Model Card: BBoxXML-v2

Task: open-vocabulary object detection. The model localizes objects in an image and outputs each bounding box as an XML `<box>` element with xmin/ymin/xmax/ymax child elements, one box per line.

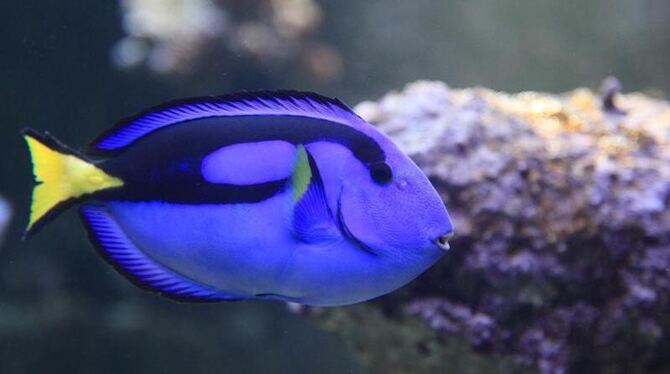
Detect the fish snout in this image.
<box><xmin>435</xmin><ymin>232</ymin><xmax>454</xmax><ymax>252</ymax></box>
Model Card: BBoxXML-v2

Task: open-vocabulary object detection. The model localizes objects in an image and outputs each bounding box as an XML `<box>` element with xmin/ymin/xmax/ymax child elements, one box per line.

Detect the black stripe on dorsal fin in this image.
<box><xmin>88</xmin><ymin>90</ymin><xmax>366</xmax><ymax>155</ymax></box>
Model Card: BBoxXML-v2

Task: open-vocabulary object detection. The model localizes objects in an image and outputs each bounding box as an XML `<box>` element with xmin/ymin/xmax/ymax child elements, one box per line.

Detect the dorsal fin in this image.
<box><xmin>89</xmin><ymin>91</ymin><xmax>366</xmax><ymax>154</ymax></box>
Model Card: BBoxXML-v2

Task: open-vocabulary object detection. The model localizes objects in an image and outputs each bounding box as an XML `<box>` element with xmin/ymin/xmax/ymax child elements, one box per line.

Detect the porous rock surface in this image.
<box><xmin>313</xmin><ymin>80</ymin><xmax>670</xmax><ymax>374</ymax></box>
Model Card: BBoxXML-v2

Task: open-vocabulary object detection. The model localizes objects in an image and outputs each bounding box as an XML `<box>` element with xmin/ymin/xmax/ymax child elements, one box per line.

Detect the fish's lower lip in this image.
<box><xmin>435</xmin><ymin>232</ymin><xmax>454</xmax><ymax>251</ymax></box>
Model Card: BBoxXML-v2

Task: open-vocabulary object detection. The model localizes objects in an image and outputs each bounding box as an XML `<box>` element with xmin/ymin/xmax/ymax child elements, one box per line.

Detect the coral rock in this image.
<box><xmin>312</xmin><ymin>80</ymin><xmax>670</xmax><ymax>374</ymax></box>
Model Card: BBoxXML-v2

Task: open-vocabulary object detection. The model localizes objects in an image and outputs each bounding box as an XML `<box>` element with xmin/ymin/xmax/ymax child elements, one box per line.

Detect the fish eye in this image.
<box><xmin>370</xmin><ymin>162</ymin><xmax>392</xmax><ymax>184</ymax></box>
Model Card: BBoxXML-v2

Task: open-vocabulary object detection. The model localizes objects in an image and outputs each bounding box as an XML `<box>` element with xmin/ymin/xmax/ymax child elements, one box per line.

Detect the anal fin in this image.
<box><xmin>79</xmin><ymin>204</ymin><xmax>242</xmax><ymax>302</ymax></box>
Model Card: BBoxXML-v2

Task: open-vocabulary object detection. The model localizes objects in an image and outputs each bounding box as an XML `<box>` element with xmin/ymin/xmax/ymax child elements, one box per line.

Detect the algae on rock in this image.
<box><xmin>314</xmin><ymin>306</ymin><xmax>525</xmax><ymax>374</ymax></box>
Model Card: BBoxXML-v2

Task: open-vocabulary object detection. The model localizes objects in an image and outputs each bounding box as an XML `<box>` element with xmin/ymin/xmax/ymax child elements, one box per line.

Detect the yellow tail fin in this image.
<box><xmin>23</xmin><ymin>129</ymin><xmax>124</xmax><ymax>237</ymax></box>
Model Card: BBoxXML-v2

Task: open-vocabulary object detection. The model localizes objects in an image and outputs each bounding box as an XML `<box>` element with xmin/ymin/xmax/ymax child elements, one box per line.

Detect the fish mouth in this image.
<box><xmin>336</xmin><ymin>189</ymin><xmax>378</xmax><ymax>256</ymax></box>
<box><xmin>434</xmin><ymin>232</ymin><xmax>454</xmax><ymax>251</ymax></box>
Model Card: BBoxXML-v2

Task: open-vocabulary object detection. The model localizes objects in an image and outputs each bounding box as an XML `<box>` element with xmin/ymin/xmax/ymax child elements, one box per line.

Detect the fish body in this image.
<box><xmin>23</xmin><ymin>91</ymin><xmax>453</xmax><ymax>306</ymax></box>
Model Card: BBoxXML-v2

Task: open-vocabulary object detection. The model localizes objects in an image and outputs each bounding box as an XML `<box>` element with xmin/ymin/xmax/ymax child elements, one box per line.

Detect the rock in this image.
<box><xmin>310</xmin><ymin>80</ymin><xmax>670</xmax><ymax>374</ymax></box>
<box><xmin>111</xmin><ymin>0</ymin><xmax>341</xmax><ymax>80</ymax></box>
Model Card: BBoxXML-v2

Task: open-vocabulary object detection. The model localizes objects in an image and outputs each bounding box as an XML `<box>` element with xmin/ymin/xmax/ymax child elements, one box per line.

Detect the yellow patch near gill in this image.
<box><xmin>24</xmin><ymin>135</ymin><xmax>124</xmax><ymax>231</ymax></box>
<box><xmin>291</xmin><ymin>145</ymin><xmax>312</xmax><ymax>202</ymax></box>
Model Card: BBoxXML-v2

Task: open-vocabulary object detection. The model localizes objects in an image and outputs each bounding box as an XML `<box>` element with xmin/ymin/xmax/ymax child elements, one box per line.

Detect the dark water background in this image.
<box><xmin>1</xmin><ymin>1</ymin><xmax>668</xmax><ymax>373</ymax></box>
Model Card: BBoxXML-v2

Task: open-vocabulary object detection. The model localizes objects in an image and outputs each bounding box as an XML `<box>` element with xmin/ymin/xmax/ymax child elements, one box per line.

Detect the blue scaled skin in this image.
<box><xmin>23</xmin><ymin>91</ymin><xmax>454</xmax><ymax>306</ymax></box>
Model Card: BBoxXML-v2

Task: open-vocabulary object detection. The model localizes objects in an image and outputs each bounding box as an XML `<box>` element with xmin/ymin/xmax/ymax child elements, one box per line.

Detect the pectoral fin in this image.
<box><xmin>290</xmin><ymin>145</ymin><xmax>339</xmax><ymax>243</ymax></box>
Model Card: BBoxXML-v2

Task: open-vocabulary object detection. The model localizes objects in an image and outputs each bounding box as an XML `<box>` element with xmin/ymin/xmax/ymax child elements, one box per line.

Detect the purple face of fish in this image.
<box><xmin>311</xmin><ymin>127</ymin><xmax>453</xmax><ymax>258</ymax></box>
<box><xmin>22</xmin><ymin>91</ymin><xmax>454</xmax><ymax>306</ymax></box>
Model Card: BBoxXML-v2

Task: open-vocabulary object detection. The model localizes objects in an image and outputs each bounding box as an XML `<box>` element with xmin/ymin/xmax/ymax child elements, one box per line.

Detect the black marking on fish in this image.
<box><xmin>95</xmin><ymin>115</ymin><xmax>385</xmax><ymax>205</ymax></box>
<box><xmin>89</xmin><ymin>90</ymin><xmax>374</xmax><ymax>154</ymax></box>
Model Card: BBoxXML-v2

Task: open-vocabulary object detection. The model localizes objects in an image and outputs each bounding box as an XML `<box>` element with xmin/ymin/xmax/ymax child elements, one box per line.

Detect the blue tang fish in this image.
<box><xmin>22</xmin><ymin>91</ymin><xmax>454</xmax><ymax>306</ymax></box>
